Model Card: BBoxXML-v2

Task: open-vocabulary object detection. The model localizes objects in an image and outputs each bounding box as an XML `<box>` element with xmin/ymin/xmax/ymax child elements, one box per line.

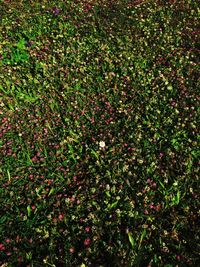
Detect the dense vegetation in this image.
<box><xmin>0</xmin><ymin>0</ymin><xmax>199</xmax><ymax>266</ymax></box>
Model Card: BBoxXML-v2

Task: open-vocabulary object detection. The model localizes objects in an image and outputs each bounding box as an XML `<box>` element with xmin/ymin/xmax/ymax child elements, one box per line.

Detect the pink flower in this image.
<box><xmin>70</xmin><ymin>197</ymin><xmax>75</xmax><ymax>203</ymax></box>
<box><xmin>5</xmin><ymin>239</ymin><xmax>11</xmax><ymax>243</ymax></box>
<box><xmin>69</xmin><ymin>247</ymin><xmax>75</xmax><ymax>253</ymax></box>
<box><xmin>0</xmin><ymin>243</ymin><xmax>5</xmax><ymax>251</ymax></box>
<box><xmin>53</xmin><ymin>218</ymin><xmax>57</xmax><ymax>223</ymax></box>
<box><xmin>149</xmin><ymin>203</ymin><xmax>155</xmax><ymax>209</ymax></box>
<box><xmin>147</xmin><ymin>178</ymin><xmax>152</xmax><ymax>184</ymax></box>
<box><xmin>2</xmin><ymin>117</ymin><xmax>8</xmax><ymax>123</ymax></box>
<box><xmin>90</xmin><ymin>117</ymin><xmax>95</xmax><ymax>123</ymax></box>
<box><xmin>85</xmin><ymin>227</ymin><xmax>90</xmax><ymax>233</ymax></box>
<box><xmin>59</xmin><ymin>214</ymin><xmax>65</xmax><ymax>221</ymax></box>
<box><xmin>159</xmin><ymin>152</ymin><xmax>164</xmax><ymax>158</ymax></box>
<box><xmin>84</xmin><ymin>237</ymin><xmax>91</xmax><ymax>246</ymax></box>
<box><xmin>152</xmin><ymin>182</ymin><xmax>157</xmax><ymax>188</ymax></box>
<box><xmin>176</xmin><ymin>255</ymin><xmax>181</xmax><ymax>261</ymax></box>
<box><xmin>31</xmin><ymin>156</ymin><xmax>37</xmax><ymax>162</ymax></box>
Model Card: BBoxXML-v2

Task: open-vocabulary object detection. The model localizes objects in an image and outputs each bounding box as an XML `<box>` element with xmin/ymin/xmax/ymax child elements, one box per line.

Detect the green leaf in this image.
<box><xmin>175</xmin><ymin>190</ymin><xmax>180</xmax><ymax>205</ymax></box>
<box><xmin>7</xmin><ymin>169</ymin><xmax>11</xmax><ymax>181</ymax></box>
<box><xmin>7</xmin><ymin>102</ymin><xmax>14</xmax><ymax>111</ymax></box>
<box><xmin>48</xmin><ymin>188</ymin><xmax>55</xmax><ymax>196</ymax></box>
<box><xmin>26</xmin><ymin>252</ymin><xmax>32</xmax><ymax>260</ymax></box>
<box><xmin>68</xmin><ymin>144</ymin><xmax>74</xmax><ymax>154</ymax></box>
<box><xmin>0</xmin><ymin>85</ymin><xmax>9</xmax><ymax>95</ymax></box>
<box><xmin>191</xmin><ymin>150</ymin><xmax>200</xmax><ymax>158</ymax></box>
<box><xmin>138</xmin><ymin>229</ymin><xmax>146</xmax><ymax>249</ymax></box>
<box><xmin>91</xmin><ymin>149</ymin><xmax>99</xmax><ymax>160</ymax></box>
<box><xmin>105</xmin><ymin>191</ymin><xmax>111</xmax><ymax>198</ymax></box>
<box><xmin>27</xmin><ymin>205</ymin><xmax>31</xmax><ymax>217</ymax></box>
<box><xmin>154</xmin><ymin>254</ymin><xmax>157</xmax><ymax>263</ymax></box>
<box><xmin>128</xmin><ymin>232</ymin><xmax>135</xmax><ymax>249</ymax></box>
<box><xmin>68</xmin><ymin>144</ymin><xmax>76</xmax><ymax>162</ymax></box>
<box><xmin>159</xmin><ymin>180</ymin><xmax>165</xmax><ymax>190</ymax></box>
<box><xmin>107</xmin><ymin>200</ymin><xmax>118</xmax><ymax>210</ymax></box>
<box><xmin>36</xmin><ymin>187</ymin><xmax>43</xmax><ymax>198</ymax></box>
<box><xmin>0</xmin><ymin>215</ymin><xmax>7</xmax><ymax>224</ymax></box>
<box><xmin>92</xmin><ymin>201</ymin><xmax>97</xmax><ymax>206</ymax></box>
<box><xmin>16</xmin><ymin>39</ymin><xmax>26</xmax><ymax>50</ymax></box>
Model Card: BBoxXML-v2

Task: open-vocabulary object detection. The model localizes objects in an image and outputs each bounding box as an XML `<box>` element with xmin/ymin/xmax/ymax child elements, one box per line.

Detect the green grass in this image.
<box><xmin>0</xmin><ymin>0</ymin><xmax>199</xmax><ymax>266</ymax></box>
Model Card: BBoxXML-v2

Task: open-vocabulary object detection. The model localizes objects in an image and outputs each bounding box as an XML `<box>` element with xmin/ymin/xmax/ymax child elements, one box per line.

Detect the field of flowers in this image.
<box><xmin>0</xmin><ymin>0</ymin><xmax>199</xmax><ymax>266</ymax></box>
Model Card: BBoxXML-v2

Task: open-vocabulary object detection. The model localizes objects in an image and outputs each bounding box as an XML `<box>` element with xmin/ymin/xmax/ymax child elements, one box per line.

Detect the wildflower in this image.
<box><xmin>162</xmin><ymin>246</ymin><xmax>169</xmax><ymax>253</ymax></box>
<box><xmin>149</xmin><ymin>203</ymin><xmax>155</xmax><ymax>209</ymax></box>
<box><xmin>159</xmin><ymin>152</ymin><xmax>164</xmax><ymax>158</ymax></box>
<box><xmin>70</xmin><ymin>197</ymin><xmax>75</xmax><ymax>203</ymax></box>
<box><xmin>84</xmin><ymin>237</ymin><xmax>91</xmax><ymax>246</ymax></box>
<box><xmin>0</xmin><ymin>243</ymin><xmax>5</xmax><ymax>251</ymax></box>
<box><xmin>106</xmin><ymin>184</ymin><xmax>110</xmax><ymax>190</ymax></box>
<box><xmin>152</xmin><ymin>182</ymin><xmax>157</xmax><ymax>188</ymax></box>
<box><xmin>69</xmin><ymin>247</ymin><xmax>75</xmax><ymax>253</ymax></box>
<box><xmin>85</xmin><ymin>227</ymin><xmax>90</xmax><ymax>232</ymax></box>
<box><xmin>26</xmin><ymin>41</ymin><xmax>34</xmax><ymax>47</ymax></box>
<box><xmin>176</xmin><ymin>255</ymin><xmax>181</xmax><ymax>261</ymax></box>
<box><xmin>147</xmin><ymin>178</ymin><xmax>152</xmax><ymax>184</ymax></box>
<box><xmin>59</xmin><ymin>214</ymin><xmax>65</xmax><ymax>221</ymax></box>
<box><xmin>99</xmin><ymin>141</ymin><xmax>105</xmax><ymax>148</ymax></box>
<box><xmin>52</xmin><ymin>6</ymin><xmax>60</xmax><ymax>15</ymax></box>
<box><xmin>31</xmin><ymin>156</ymin><xmax>37</xmax><ymax>162</ymax></box>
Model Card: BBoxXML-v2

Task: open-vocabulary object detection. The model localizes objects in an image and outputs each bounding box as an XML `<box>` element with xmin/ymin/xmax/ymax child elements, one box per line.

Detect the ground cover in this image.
<box><xmin>0</xmin><ymin>0</ymin><xmax>199</xmax><ymax>266</ymax></box>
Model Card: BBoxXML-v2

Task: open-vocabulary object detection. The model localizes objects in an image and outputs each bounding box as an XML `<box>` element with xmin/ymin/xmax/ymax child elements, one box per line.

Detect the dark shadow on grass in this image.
<box><xmin>76</xmin><ymin>0</ymin><xmax>147</xmax><ymax>39</ymax></box>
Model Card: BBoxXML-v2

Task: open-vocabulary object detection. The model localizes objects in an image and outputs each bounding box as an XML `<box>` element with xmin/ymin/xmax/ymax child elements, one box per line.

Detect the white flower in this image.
<box><xmin>99</xmin><ymin>141</ymin><xmax>105</xmax><ymax>148</ymax></box>
<box><xmin>106</xmin><ymin>184</ymin><xmax>110</xmax><ymax>190</ymax></box>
